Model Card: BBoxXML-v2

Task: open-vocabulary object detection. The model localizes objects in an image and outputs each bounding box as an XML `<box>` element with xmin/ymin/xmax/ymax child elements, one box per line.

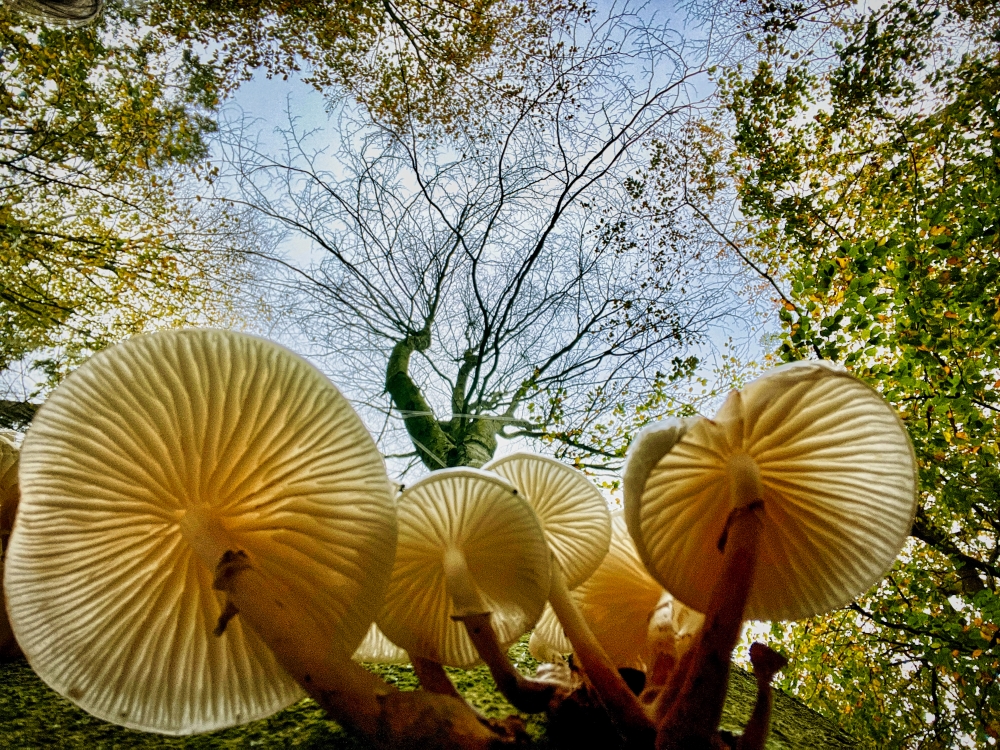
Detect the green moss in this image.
<box><xmin>0</xmin><ymin>639</ymin><xmax>854</xmax><ymax>748</ymax></box>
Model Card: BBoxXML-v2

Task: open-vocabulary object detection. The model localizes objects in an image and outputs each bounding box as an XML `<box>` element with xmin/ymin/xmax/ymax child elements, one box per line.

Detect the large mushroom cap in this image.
<box><xmin>484</xmin><ymin>452</ymin><xmax>611</xmax><ymax>589</ymax></box>
<box><xmin>5</xmin><ymin>329</ymin><xmax>396</xmax><ymax>734</ymax></box>
<box><xmin>625</xmin><ymin>360</ymin><xmax>917</xmax><ymax>621</ymax></box>
<box><xmin>378</xmin><ymin>468</ymin><xmax>550</xmax><ymax>668</ymax></box>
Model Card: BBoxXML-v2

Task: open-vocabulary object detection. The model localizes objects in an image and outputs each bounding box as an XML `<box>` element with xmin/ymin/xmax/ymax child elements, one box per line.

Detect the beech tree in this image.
<box><xmin>146</xmin><ymin>0</ymin><xmax>588</xmax><ymax>133</ymax></box>
<box><xmin>222</xmin><ymin>7</ymin><xmax>741</xmax><ymax>471</ymax></box>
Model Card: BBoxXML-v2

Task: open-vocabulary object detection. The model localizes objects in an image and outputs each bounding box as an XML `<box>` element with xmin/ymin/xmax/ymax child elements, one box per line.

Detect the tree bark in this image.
<box><xmin>385</xmin><ymin>334</ymin><xmax>505</xmax><ymax>470</ymax></box>
<box><xmin>385</xmin><ymin>333</ymin><xmax>454</xmax><ymax>469</ymax></box>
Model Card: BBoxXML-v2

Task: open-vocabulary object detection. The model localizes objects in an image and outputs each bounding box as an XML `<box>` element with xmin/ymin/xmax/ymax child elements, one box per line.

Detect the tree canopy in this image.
<box><xmin>146</xmin><ymin>0</ymin><xmax>588</xmax><ymax>133</ymax></box>
<box><xmin>220</xmin><ymin>6</ymin><xmax>744</xmax><ymax>473</ymax></box>
<box><xmin>2</xmin><ymin>0</ymin><xmax>582</xmax><ymax>418</ymax></box>
<box><xmin>0</xmin><ymin>3</ymin><xmax>250</xmax><ymax>414</ymax></box>
<box><xmin>718</xmin><ymin>0</ymin><xmax>1000</xmax><ymax>745</ymax></box>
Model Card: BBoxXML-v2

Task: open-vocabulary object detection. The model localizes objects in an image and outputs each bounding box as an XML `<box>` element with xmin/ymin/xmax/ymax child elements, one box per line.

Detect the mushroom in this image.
<box><xmin>624</xmin><ymin>360</ymin><xmax>917</xmax><ymax>747</ymax></box>
<box><xmin>528</xmin><ymin>512</ymin><xmax>703</xmax><ymax>687</ymax></box>
<box><xmin>376</xmin><ymin>467</ymin><xmax>556</xmax><ymax>710</ymax></box>
<box><xmin>484</xmin><ymin>453</ymin><xmax>612</xmax><ymax>591</ymax></box>
<box><xmin>0</xmin><ymin>433</ymin><xmax>21</xmax><ymax>661</ymax></box>
<box><xmin>6</xmin><ymin>329</ymin><xmax>532</xmax><ymax>748</ymax></box>
<box><xmin>528</xmin><ymin>605</ymin><xmax>571</xmax><ymax>665</ymax></box>
<box><xmin>484</xmin><ymin>453</ymin><xmax>652</xmax><ymax>741</ymax></box>
<box><xmin>5</xmin><ymin>329</ymin><xmax>401</xmax><ymax>734</ymax></box>
<box><xmin>529</xmin><ymin>512</ymin><xmax>670</xmax><ymax>669</ymax></box>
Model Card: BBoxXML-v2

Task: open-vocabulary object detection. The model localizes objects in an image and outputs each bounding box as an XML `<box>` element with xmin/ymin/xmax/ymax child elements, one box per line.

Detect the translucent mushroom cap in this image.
<box><xmin>5</xmin><ymin>329</ymin><xmax>397</xmax><ymax>734</ymax></box>
<box><xmin>352</xmin><ymin>623</ymin><xmax>409</xmax><ymax>664</ymax></box>
<box><xmin>484</xmin><ymin>452</ymin><xmax>611</xmax><ymax>589</ymax></box>
<box><xmin>624</xmin><ymin>361</ymin><xmax>917</xmax><ymax>621</ymax></box>
<box><xmin>378</xmin><ymin>468</ymin><xmax>551</xmax><ymax>668</ymax></box>
<box><xmin>529</xmin><ymin>512</ymin><xmax>675</xmax><ymax>670</ymax></box>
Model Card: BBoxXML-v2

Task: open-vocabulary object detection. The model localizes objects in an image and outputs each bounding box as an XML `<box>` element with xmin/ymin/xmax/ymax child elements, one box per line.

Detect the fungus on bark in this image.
<box><xmin>624</xmin><ymin>360</ymin><xmax>917</xmax><ymax>748</ymax></box>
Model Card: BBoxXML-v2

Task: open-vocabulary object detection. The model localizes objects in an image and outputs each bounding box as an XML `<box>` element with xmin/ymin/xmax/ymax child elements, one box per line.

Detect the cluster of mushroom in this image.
<box><xmin>1</xmin><ymin>329</ymin><xmax>917</xmax><ymax>749</ymax></box>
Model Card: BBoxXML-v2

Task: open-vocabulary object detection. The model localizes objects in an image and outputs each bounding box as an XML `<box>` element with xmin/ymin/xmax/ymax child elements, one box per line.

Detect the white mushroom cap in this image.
<box><xmin>5</xmin><ymin>329</ymin><xmax>396</xmax><ymax>734</ymax></box>
<box><xmin>352</xmin><ymin>623</ymin><xmax>409</xmax><ymax>664</ymax></box>
<box><xmin>378</xmin><ymin>468</ymin><xmax>550</xmax><ymax>668</ymax></box>
<box><xmin>528</xmin><ymin>512</ymin><xmax>679</xmax><ymax>670</ymax></box>
<box><xmin>624</xmin><ymin>360</ymin><xmax>917</xmax><ymax>621</ymax></box>
<box><xmin>621</xmin><ymin>419</ymin><xmax>693</xmax><ymax>519</ymax></box>
<box><xmin>484</xmin><ymin>452</ymin><xmax>611</xmax><ymax>589</ymax></box>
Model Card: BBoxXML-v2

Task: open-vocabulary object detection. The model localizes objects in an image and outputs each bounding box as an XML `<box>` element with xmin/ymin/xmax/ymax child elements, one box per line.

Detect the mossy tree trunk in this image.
<box><xmin>385</xmin><ymin>331</ymin><xmax>507</xmax><ymax>470</ymax></box>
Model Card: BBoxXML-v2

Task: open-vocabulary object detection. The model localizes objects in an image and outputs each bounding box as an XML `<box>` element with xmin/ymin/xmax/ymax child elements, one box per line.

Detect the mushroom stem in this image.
<box><xmin>454</xmin><ymin>612</ymin><xmax>561</xmax><ymax>713</ymax></box>
<box><xmin>444</xmin><ymin>544</ymin><xmax>564</xmax><ymax>712</ymax></box>
<box><xmin>212</xmin><ymin>550</ymin><xmax>524</xmax><ymax>749</ymax></box>
<box><xmin>443</xmin><ymin>546</ymin><xmax>488</xmax><ymax>615</ymax></box>
<box><xmin>412</xmin><ymin>656</ymin><xmax>463</xmax><ymax>700</ymax></box>
<box><xmin>655</xmin><ymin>501</ymin><xmax>764</xmax><ymax>750</ymax></box>
<box><xmin>443</xmin><ymin>547</ymin><xmax>487</xmax><ymax>615</ymax></box>
<box><xmin>548</xmin><ymin>563</ymin><xmax>655</xmax><ymax>743</ymax></box>
<box><xmin>735</xmin><ymin>642</ymin><xmax>788</xmax><ymax>750</ymax></box>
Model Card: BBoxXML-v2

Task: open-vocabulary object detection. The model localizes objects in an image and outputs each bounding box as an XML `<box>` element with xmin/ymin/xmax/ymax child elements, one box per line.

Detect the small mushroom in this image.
<box><xmin>376</xmin><ymin>467</ymin><xmax>554</xmax><ymax>709</ymax></box>
<box><xmin>528</xmin><ymin>511</ymin><xmax>703</xmax><ymax>697</ymax></box>
<box><xmin>528</xmin><ymin>605</ymin><xmax>572</xmax><ymax>665</ymax></box>
<box><xmin>353</xmin><ymin>623</ymin><xmax>409</xmax><ymax>664</ymax></box>
<box><xmin>530</xmin><ymin>512</ymin><xmax>692</xmax><ymax>672</ymax></box>
<box><xmin>624</xmin><ymin>360</ymin><xmax>917</xmax><ymax>747</ymax></box>
<box><xmin>5</xmin><ymin>329</ymin><xmax>398</xmax><ymax>734</ymax></box>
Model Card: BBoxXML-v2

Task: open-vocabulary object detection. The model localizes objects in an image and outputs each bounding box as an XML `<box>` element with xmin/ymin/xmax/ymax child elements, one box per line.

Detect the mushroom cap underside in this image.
<box><xmin>626</xmin><ymin>361</ymin><xmax>917</xmax><ymax>621</ymax></box>
<box><xmin>378</xmin><ymin>468</ymin><xmax>551</xmax><ymax>668</ymax></box>
<box><xmin>485</xmin><ymin>452</ymin><xmax>611</xmax><ymax>589</ymax></box>
<box><xmin>6</xmin><ymin>329</ymin><xmax>396</xmax><ymax>734</ymax></box>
